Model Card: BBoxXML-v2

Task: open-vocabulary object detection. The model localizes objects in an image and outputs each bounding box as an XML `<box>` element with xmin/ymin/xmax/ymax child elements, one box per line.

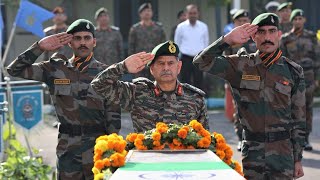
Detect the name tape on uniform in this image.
<box><xmin>242</xmin><ymin>75</ymin><xmax>260</xmax><ymax>81</ymax></box>
<box><xmin>54</xmin><ymin>79</ymin><xmax>71</xmax><ymax>85</ymax></box>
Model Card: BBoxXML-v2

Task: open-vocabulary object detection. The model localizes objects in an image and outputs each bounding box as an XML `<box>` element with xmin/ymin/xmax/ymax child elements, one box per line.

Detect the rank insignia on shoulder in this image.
<box><xmin>242</xmin><ymin>75</ymin><xmax>260</xmax><ymax>81</ymax></box>
<box><xmin>54</xmin><ymin>79</ymin><xmax>71</xmax><ymax>85</ymax></box>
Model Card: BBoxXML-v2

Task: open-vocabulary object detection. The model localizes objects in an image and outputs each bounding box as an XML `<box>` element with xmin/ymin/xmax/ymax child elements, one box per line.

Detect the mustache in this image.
<box><xmin>78</xmin><ymin>45</ymin><xmax>89</xmax><ymax>50</ymax></box>
<box><xmin>160</xmin><ymin>71</ymin><xmax>172</xmax><ymax>76</ymax></box>
<box><xmin>261</xmin><ymin>41</ymin><xmax>274</xmax><ymax>45</ymax></box>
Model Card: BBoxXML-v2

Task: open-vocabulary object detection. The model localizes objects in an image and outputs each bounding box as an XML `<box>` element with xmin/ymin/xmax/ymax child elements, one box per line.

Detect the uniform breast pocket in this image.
<box><xmin>54</xmin><ymin>85</ymin><xmax>71</xmax><ymax>96</ymax></box>
<box><xmin>239</xmin><ymin>80</ymin><xmax>261</xmax><ymax>104</ymax></box>
<box><xmin>273</xmin><ymin>82</ymin><xmax>291</xmax><ymax>109</ymax></box>
<box><xmin>176</xmin><ymin>110</ymin><xmax>197</xmax><ymax>122</ymax></box>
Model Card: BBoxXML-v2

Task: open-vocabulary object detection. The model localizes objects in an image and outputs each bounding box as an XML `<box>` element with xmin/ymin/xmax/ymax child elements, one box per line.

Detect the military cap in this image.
<box><xmin>52</xmin><ymin>6</ymin><xmax>64</xmax><ymax>14</ymax></box>
<box><xmin>277</xmin><ymin>2</ymin><xmax>292</xmax><ymax>11</ymax></box>
<box><xmin>147</xmin><ymin>41</ymin><xmax>179</xmax><ymax>66</ymax></box>
<box><xmin>252</xmin><ymin>13</ymin><xmax>279</xmax><ymax>28</ymax></box>
<box><xmin>95</xmin><ymin>7</ymin><xmax>109</xmax><ymax>19</ymax></box>
<box><xmin>265</xmin><ymin>1</ymin><xmax>280</xmax><ymax>12</ymax></box>
<box><xmin>232</xmin><ymin>9</ymin><xmax>250</xmax><ymax>20</ymax></box>
<box><xmin>290</xmin><ymin>9</ymin><xmax>304</xmax><ymax>22</ymax></box>
<box><xmin>66</xmin><ymin>19</ymin><xmax>95</xmax><ymax>37</ymax></box>
<box><xmin>138</xmin><ymin>3</ymin><xmax>152</xmax><ymax>14</ymax></box>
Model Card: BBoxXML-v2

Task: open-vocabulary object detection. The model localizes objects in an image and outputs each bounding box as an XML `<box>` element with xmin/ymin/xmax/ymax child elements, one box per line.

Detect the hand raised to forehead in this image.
<box><xmin>124</xmin><ymin>52</ymin><xmax>155</xmax><ymax>74</ymax></box>
<box><xmin>38</xmin><ymin>32</ymin><xmax>73</xmax><ymax>51</ymax></box>
<box><xmin>224</xmin><ymin>23</ymin><xmax>258</xmax><ymax>46</ymax></box>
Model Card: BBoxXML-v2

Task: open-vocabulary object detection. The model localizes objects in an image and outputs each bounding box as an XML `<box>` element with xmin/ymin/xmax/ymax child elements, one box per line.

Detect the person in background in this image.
<box><xmin>277</xmin><ymin>2</ymin><xmax>293</xmax><ymax>33</ymax></box>
<box><xmin>223</xmin><ymin>8</ymin><xmax>238</xmax><ymax>35</ymax></box>
<box><xmin>94</xmin><ymin>7</ymin><xmax>123</xmax><ymax>65</ymax></box>
<box><xmin>170</xmin><ymin>10</ymin><xmax>187</xmax><ymax>40</ymax></box>
<box><xmin>265</xmin><ymin>1</ymin><xmax>280</xmax><ymax>13</ymax></box>
<box><xmin>128</xmin><ymin>2</ymin><xmax>166</xmax><ymax>79</ymax></box>
<box><xmin>281</xmin><ymin>9</ymin><xmax>320</xmax><ymax>151</ymax></box>
<box><xmin>174</xmin><ymin>4</ymin><xmax>209</xmax><ymax>90</ymax></box>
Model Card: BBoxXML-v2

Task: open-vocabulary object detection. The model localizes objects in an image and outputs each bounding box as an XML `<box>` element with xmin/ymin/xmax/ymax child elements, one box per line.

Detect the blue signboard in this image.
<box><xmin>12</xmin><ymin>85</ymin><xmax>43</xmax><ymax>130</ymax></box>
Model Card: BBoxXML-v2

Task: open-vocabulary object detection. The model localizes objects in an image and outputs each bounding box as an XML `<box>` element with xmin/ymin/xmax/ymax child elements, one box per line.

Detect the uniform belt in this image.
<box><xmin>59</xmin><ymin>124</ymin><xmax>106</xmax><ymax>136</ymax></box>
<box><xmin>243</xmin><ymin>130</ymin><xmax>291</xmax><ymax>143</ymax></box>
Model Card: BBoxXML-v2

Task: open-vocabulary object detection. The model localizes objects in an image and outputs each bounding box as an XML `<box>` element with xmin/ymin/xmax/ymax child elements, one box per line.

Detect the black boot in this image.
<box><xmin>304</xmin><ymin>133</ymin><xmax>313</xmax><ymax>151</ymax></box>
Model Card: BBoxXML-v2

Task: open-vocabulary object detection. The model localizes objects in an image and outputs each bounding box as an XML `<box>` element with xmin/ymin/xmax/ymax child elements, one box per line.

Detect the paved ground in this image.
<box><xmin>16</xmin><ymin>108</ymin><xmax>320</xmax><ymax>179</ymax></box>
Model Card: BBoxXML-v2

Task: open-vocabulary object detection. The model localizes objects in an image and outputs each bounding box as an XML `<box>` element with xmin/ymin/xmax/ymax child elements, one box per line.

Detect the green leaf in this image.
<box><xmin>3</xmin><ymin>123</ymin><xmax>16</xmax><ymax>140</ymax></box>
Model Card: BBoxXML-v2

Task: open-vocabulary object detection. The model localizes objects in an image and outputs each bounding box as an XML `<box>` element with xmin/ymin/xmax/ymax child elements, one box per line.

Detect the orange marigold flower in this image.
<box><xmin>197</xmin><ymin>140</ymin><xmax>204</xmax><ymax>148</ymax></box>
<box><xmin>224</xmin><ymin>157</ymin><xmax>232</xmax><ymax>165</ymax></box>
<box><xmin>94</xmin><ymin>159</ymin><xmax>105</xmax><ymax>169</ymax></box>
<box><xmin>177</xmin><ymin>128</ymin><xmax>188</xmax><ymax>139</ymax></box>
<box><xmin>200</xmin><ymin>129</ymin><xmax>211</xmax><ymax>137</ymax></box>
<box><xmin>137</xmin><ymin>134</ymin><xmax>145</xmax><ymax>140</ymax></box>
<box><xmin>215</xmin><ymin>150</ymin><xmax>226</xmax><ymax>159</ymax></box>
<box><xmin>193</xmin><ymin>123</ymin><xmax>203</xmax><ymax>132</ymax></box>
<box><xmin>187</xmin><ymin>145</ymin><xmax>195</xmax><ymax>149</ymax></box>
<box><xmin>201</xmin><ymin>138</ymin><xmax>211</xmax><ymax>148</ymax></box>
<box><xmin>173</xmin><ymin>138</ymin><xmax>181</xmax><ymax>146</ymax></box>
<box><xmin>94</xmin><ymin>154</ymin><xmax>102</xmax><ymax>162</ymax></box>
<box><xmin>182</xmin><ymin>126</ymin><xmax>189</xmax><ymax>132</ymax></box>
<box><xmin>103</xmin><ymin>158</ymin><xmax>111</xmax><ymax>167</ymax></box>
<box><xmin>153</xmin><ymin>140</ymin><xmax>161</xmax><ymax>147</ymax></box>
<box><xmin>152</xmin><ymin>132</ymin><xmax>161</xmax><ymax>141</ymax></box>
<box><xmin>126</xmin><ymin>133</ymin><xmax>138</xmax><ymax>142</ymax></box>
<box><xmin>134</xmin><ymin>138</ymin><xmax>143</xmax><ymax>146</ymax></box>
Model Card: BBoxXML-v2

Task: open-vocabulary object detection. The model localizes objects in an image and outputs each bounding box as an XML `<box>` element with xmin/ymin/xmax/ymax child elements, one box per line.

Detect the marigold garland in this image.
<box><xmin>93</xmin><ymin>120</ymin><xmax>243</xmax><ymax>180</ymax></box>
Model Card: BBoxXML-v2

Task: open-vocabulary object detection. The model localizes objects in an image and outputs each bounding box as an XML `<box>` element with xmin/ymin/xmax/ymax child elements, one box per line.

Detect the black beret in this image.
<box><xmin>138</xmin><ymin>3</ymin><xmax>152</xmax><ymax>14</ymax></box>
<box><xmin>66</xmin><ymin>19</ymin><xmax>95</xmax><ymax>37</ymax></box>
<box><xmin>232</xmin><ymin>9</ymin><xmax>249</xmax><ymax>20</ymax></box>
<box><xmin>95</xmin><ymin>7</ymin><xmax>108</xmax><ymax>19</ymax></box>
<box><xmin>252</xmin><ymin>13</ymin><xmax>279</xmax><ymax>28</ymax></box>
<box><xmin>290</xmin><ymin>9</ymin><xmax>304</xmax><ymax>22</ymax></box>
<box><xmin>277</xmin><ymin>2</ymin><xmax>292</xmax><ymax>11</ymax></box>
<box><xmin>147</xmin><ymin>41</ymin><xmax>179</xmax><ymax>66</ymax></box>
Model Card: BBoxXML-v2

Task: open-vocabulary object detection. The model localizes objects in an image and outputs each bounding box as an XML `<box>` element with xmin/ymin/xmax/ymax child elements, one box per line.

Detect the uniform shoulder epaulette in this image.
<box><xmin>49</xmin><ymin>53</ymin><xmax>68</xmax><ymax>64</ymax></box>
<box><xmin>132</xmin><ymin>77</ymin><xmax>155</xmax><ymax>88</ymax></box>
<box><xmin>182</xmin><ymin>83</ymin><xmax>206</xmax><ymax>97</ymax></box>
<box><xmin>110</xmin><ymin>26</ymin><xmax>120</xmax><ymax>31</ymax></box>
<box><xmin>304</xmin><ymin>29</ymin><xmax>316</xmax><ymax>37</ymax></box>
<box><xmin>155</xmin><ymin>21</ymin><xmax>163</xmax><ymax>26</ymax></box>
<box><xmin>44</xmin><ymin>26</ymin><xmax>54</xmax><ymax>33</ymax></box>
<box><xmin>284</xmin><ymin>57</ymin><xmax>304</xmax><ymax>74</ymax></box>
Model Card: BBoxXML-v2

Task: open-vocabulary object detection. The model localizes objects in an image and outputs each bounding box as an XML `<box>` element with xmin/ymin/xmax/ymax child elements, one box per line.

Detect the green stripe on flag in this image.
<box><xmin>120</xmin><ymin>161</ymin><xmax>231</xmax><ymax>171</ymax></box>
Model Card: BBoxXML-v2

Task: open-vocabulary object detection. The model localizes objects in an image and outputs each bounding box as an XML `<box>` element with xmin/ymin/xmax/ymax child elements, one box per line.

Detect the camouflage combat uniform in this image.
<box><xmin>91</xmin><ymin>61</ymin><xmax>209</xmax><ymax>132</ymax></box>
<box><xmin>281</xmin><ymin>29</ymin><xmax>320</xmax><ymax>136</ymax></box>
<box><xmin>43</xmin><ymin>26</ymin><xmax>73</xmax><ymax>60</ymax></box>
<box><xmin>224</xmin><ymin>40</ymin><xmax>257</xmax><ymax>143</ymax></box>
<box><xmin>94</xmin><ymin>26</ymin><xmax>123</xmax><ymax>65</ymax></box>
<box><xmin>279</xmin><ymin>22</ymin><xmax>293</xmax><ymax>34</ymax></box>
<box><xmin>6</xmin><ymin>43</ymin><xmax>121</xmax><ymax>180</ymax></box>
<box><xmin>193</xmin><ymin>36</ymin><xmax>306</xmax><ymax>179</ymax></box>
<box><xmin>128</xmin><ymin>22</ymin><xmax>166</xmax><ymax>78</ymax></box>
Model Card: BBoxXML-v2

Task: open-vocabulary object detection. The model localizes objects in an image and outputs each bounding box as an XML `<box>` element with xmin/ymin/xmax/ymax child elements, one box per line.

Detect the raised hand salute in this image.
<box><xmin>224</xmin><ymin>23</ymin><xmax>258</xmax><ymax>46</ymax></box>
<box><xmin>38</xmin><ymin>32</ymin><xmax>73</xmax><ymax>51</ymax></box>
<box><xmin>124</xmin><ymin>52</ymin><xmax>154</xmax><ymax>74</ymax></box>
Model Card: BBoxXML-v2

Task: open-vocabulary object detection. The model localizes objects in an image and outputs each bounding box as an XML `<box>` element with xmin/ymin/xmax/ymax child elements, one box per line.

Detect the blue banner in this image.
<box><xmin>12</xmin><ymin>87</ymin><xmax>43</xmax><ymax>130</ymax></box>
<box><xmin>15</xmin><ymin>0</ymin><xmax>54</xmax><ymax>37</ymax></box>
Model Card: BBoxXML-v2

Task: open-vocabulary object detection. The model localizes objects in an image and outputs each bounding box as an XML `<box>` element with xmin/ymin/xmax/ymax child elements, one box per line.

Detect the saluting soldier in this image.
<box><xmin>128</xmin><ymin>3</ymin><xmax>166</xmax><ymax>78</ymax></box>
<box><xmin>91</xmin><ymin>41</ymin><xmax>209</xmax><ymax>132</ymax></box>
<box><xmin>94</xmin><ymin>7</ymin><xmax>124</xmax><ymax>65</ymax></box>
<box><xmin>7</xmin><ymin>19</ymin><xmax>121</xmax><ymax>180</ymax></box>
<box><xmin>281</xmin><ymin>9</ymin><xmax>320</xmax><ymax>151</ymax></box>
<box><xmin>193</xmin><ymin>13</ymin><xmax>306</xmax><ymax>179</ymax></box>
<box><xmin>277</xmin><ymin>2</ymin><xmax>293</xmax><ymax>34</ymax></box>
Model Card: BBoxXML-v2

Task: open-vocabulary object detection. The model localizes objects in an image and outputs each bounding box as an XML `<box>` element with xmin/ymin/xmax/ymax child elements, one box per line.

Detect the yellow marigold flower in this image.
<box><xmin>94</xmin><ymin>159</ymin><xmax>105</xmax><ymax>169</ymax></box>
<box><xmin>177</xmin><ymin>128</ymin><xmax>188</xmax><ymax>139</ymax></box>
<box><xmin>120</xmin><ymin>150</ymin><xmax>128</xmax><ymax>156</ymax></box>
<box><xmin>94</xmin><ymin>173</ymin><xmax>104</xmax><ymax>180</ymax></box>
<box><xmin>95</xmin><ymin>140</ymin><xmax>108</xmax><ymax>152</ymax></box>
<box><xmin>156</xmin><ymin>122</ymin><xmax>167</xmax><ymax>129</ymax></box>
<box><xmin>92</xmin><ymin>167</ymin><xmax>100</xmax><ymax>175</ymax></box>
<box><xmin>96</xmin><ymin>135</ymin><xmax>108</xmax><ymax>143</ymax></box>
<box><xmin>152</xmin><ymin>132</ymin><xmax>161</xmax><ymax>141</ymax></box>
<box><xmin>189</xmin><ymin>120</ymin><xmax>198</xmax><ymax>127</ymax></box>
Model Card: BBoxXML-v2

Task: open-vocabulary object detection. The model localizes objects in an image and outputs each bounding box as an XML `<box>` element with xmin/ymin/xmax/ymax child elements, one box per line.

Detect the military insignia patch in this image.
<box><xmin>242</xmin><ymin>75</ymin><xmax>261</xmax><ymax>81</ymax></box>
<box><xmin>271</xmin><ymin>16</ymin><xmax>275</xmax><ymax>23</ymax></box>
<box><xmin>54</xmin><ymin>79</ymin><xmax>71</xmax><ymax>85</ymax></box>
<box><xmin>168</xmin><ymin>41</ymin><xmax>176</xmax><ymax>53</ymax></box>
<box><xmin>86</xmin><ymin>23</ymin><xmax>90</xmax><ymax>29</ymax></box>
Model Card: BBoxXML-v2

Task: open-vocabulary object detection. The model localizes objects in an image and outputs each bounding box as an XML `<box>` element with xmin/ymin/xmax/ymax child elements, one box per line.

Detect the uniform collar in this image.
<box><xmin>66</xmin><ymin>53</ymin><xmax>97</xmax><ymax>72</ymax></box>
<box><xmin>153</xmin><ymin>80</ymin><xmax>184</xmax><ymax>97</ymax></box>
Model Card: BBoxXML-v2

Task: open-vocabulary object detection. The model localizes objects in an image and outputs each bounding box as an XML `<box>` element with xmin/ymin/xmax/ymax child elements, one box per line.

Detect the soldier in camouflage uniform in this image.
<box><xmin>94</xmin><ymin>7</ymin><xmax>123</xmax><ymax>65</ymax></box>
<box><xmin>6</xmin><ymin>19</ymin><xmax>121</xmax><ymax>180</ymax></box>
<box><xmin>277</xmin><ymin>2</ymin><xmax>293</xmax><ymax>34</ymax></box>
<box><xmin>193</xmin><ymin>13</ymin><xmax>306</xmax><ymax>179</ymax></box>
<box><xmin>223</xmin><ymin>9</ymin><xmax>257</xmax><ymax>152</ymax></box>
<box><xmin>43</xmin><ymin>6</ymin><xmax>73</xmax><ymax>61</ymax></box>
<box><xmin>281</xmin><ymin>9</ymin><xmax>319</xmax><ymax>151</ymax></box>
<box><xmin>128</xmin><ymin>3</ymin><xmax>166</xmax><ymax>79</ymax></box>
<box><xmin>91</xmin><ymin>41</ymin><xmax>208</xmax><ymax>132</ymax></box>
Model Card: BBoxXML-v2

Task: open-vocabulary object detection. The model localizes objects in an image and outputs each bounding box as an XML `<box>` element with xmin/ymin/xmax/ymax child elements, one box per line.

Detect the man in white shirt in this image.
<box><xmin>174</xmin><ymin>4</ymin><xmax>209</xmax><ymax>90</ymax></box>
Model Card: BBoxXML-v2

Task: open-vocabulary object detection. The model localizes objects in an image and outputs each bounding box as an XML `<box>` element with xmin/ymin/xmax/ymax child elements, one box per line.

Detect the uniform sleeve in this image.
<box><xmin>91</xmin><ymin>61</ymin><xmax>136</xmax><ymax>111</ymax></box>
<box><xmin>128</xmin><ymin>27</ymin><xmax>136</xmax><ymax>55</ymax></box>
<box><xmin>193</xmin><ymin>36</ymin><xmax>241</xmax><ymax>83</ymax></box>
<box><xmin>197</xmin><ymin>96</ymin><xmax>209</xmax><ymax>130</ymax></box>
<box><xmin>104</xmin><ymin>101</ymin><xmax>122</xmax><ymax>134</ymax></box>
<box><xmin>6</xmin><ymin>42</ymin><xmax>47</xmax><ymax>82</ymax></box>
<box><xmin>291</xmin><ymin>68</ymin><xmax>307</xmax><ymax>162</ymax></box>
